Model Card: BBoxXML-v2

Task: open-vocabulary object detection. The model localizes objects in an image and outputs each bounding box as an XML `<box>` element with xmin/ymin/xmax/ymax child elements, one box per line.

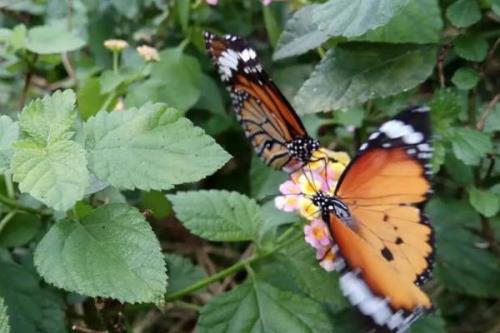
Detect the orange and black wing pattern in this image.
<box><xmin>204</xmin><ymin>32</ymin><xmax>319</xmax><ymax>172</ymax></box>
<box><xmin>330</xmin><ymin>106</ymin><xmax>434</xmax><ymax>332</ymax></box>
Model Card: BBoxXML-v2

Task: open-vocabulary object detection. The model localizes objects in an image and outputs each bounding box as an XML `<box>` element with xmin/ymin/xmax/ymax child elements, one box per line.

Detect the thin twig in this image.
<box><xmin>18</xmin><ymin>53</ymin><xmax>38</xmax><ymax>110</ymax></box>
<box><xmin>437</xmin><ymin>43</ymin><xmax>452</xmax><ymax>88</ymax></box>
<box><xmin>71</xmin><ymin>325</ymin><xmax>108</xmax><ymax>333</ymax></box>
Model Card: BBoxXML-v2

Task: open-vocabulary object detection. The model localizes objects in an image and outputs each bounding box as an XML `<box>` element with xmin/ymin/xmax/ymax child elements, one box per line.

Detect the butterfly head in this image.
<box><xmin>311</xmin><ymin>192</ymin><xmax>352</xmax><ymax>226</ymax></box>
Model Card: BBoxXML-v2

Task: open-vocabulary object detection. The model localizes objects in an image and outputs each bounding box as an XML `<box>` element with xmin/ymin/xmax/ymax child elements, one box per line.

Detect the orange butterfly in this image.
<box><xmin>204</xmin><ymin>32</ymin><xmax>319</xmax><ymax>172</ymax></box>
<box><xmin>308</xmin><ymin>106</ymin><xmax>434</xmax><ymax>332</ymax></box>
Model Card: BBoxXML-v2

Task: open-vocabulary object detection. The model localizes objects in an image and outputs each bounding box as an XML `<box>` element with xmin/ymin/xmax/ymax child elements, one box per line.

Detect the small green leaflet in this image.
<box><xmin>313</xmin><ymin>0</ymin><xmax>409</xmax><ymax>38</ymax></box>
<box><xmin>0</xmin><ymin>116</ymin><xmax>19</xmax><ymax>175</ymax></box>
<box><xmin>450</xmin><ymin>128</ymin><xmax>492</xmax><ymax>166</ymax></box>
<box><xmin>169</xmin><ymin>190</ymin><xmax>263</xmax><ymax>242</ymax></box>
<box><xmin>453</xmin><ymin>34</ymin><xmax>489</xmax><ymax>62</ymax></box>
<box><xmin>446</xmin><ymin>0</ymin><xmax>482</xmax><ymax>28</ymax></box>
<box><xmin>12</xmin><ymin>139</ymin><xmax>88</xmax><ymax>211</ymax></box>
<box><xmin>34</xmin><ymin>204</ymin><xmax>167</xmax><ymax>303</ymax></box>
<box><xmin>84</xmin><ymin>103</ymin><xmax>230</xmax><ymax>191</ymax></box>
<box><xmin>468</xmin><ymin>187</ymin><xmax>500</xmax><ymax>218</ymax></box>
<box><xmin>25</xmin><ymin>24</ymin><xmax>85</xmax><ymax>54</ymax></box>
<box><xmin>197</xmin><ymin>279</ymin><xmax>332</xmax><ymax>333</ymax></box>
<box><xmin>295</xmin><ymin>44</ymin><xmax>436</xmax><ymax>113</ymax></box>
<box><xmin>451</xmin><ymin>68</ymin><xmax>479</xmax><ymax>90</ymax></box>
<box><xmin>0</xmin><ymin>297</ymin><xmax>9</xmax><ymax>333</ymax></box>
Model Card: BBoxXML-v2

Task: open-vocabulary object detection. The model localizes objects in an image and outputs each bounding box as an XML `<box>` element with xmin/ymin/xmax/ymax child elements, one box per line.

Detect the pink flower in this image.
<box><xmin>206</xmin><ymin>0</ymin><xmax>218</xmax><ymax>5</ymax></box>
<box><xmin>274</xmin><ymin>180</ymin><xmax>302</xmax><ymax>212</ymax></box>
<box><xmin>319</xmin><ymin>249</ymin><xmax>337</xmax><ymax>272</ymax></box>
<box><xmin>304</xmin><ymin>219</ymin><xmax>332</xmax><ymax>250</ymax></box>
<box><xmin>262</xmin><ymin>0</ymin><xmax>272</xmax><ymax>5</ymax></box>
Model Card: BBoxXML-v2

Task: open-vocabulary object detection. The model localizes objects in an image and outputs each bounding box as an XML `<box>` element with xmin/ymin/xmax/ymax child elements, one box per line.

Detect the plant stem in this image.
<box><xmin>164</xmin><ymin>230</ymin><xmax>301</xmax><ymax>302</ymax></box>
<box><xmin>4</xmin><ymin>173</ymin><xmax>14</xmax><ymax>199</ymax></box>
<box><xmin>0</xmin><ymin>211</ymin><xmax>16</xmax><ymax>234</ymax></box>
<box><xmin>0</xmin><ymin>192</ymin><xmax>49</xmax><ymax>216</ymax></box>
<box><xmin>112</xmin><ymin>51</ymin><xmax>119</xmax><ymax>74</ymax></box>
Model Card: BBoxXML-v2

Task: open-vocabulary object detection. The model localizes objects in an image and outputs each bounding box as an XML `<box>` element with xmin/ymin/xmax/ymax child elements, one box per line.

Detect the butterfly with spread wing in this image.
<box><xmin>204</xmin><ymin>32</ymin><xmax>320</xmax><ymax>172</ymax></box>
<box><xmin>302</xmin><ymin>106</ymin><xmax>434</xmax><ymax>333</ymax></box>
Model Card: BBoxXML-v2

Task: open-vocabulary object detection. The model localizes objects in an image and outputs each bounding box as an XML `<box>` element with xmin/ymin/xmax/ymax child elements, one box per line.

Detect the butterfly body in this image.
<box><xmin>305</xmin><ymin>106</ymin><xmax>434</xmax><ymax>333</ymax></box>
<box><xmin>204</xmin><ymin>31</ymin><xmax>320</xmax><ymax>172</ymax></box>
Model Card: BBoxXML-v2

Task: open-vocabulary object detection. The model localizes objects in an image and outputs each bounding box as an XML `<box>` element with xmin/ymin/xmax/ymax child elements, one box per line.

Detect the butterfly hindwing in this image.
<box><xmin>204</xmin><ymin>32</ymin><xmax>318</xmax><ymax>171</ymax></box>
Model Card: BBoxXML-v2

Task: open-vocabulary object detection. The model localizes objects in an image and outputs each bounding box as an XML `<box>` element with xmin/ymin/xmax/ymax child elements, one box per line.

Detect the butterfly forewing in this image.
<box><xmin>204</xmin><ymin>32</ymin><xmax>317</xmax><ymax>171</ymax></box>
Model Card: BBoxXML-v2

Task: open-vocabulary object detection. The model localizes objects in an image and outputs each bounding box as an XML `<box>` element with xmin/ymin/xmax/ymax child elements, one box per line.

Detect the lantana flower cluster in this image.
<box><xmin>275</xmin><ymin>148</ymin><xmax>350</xmax><ymax>271</ymax></box>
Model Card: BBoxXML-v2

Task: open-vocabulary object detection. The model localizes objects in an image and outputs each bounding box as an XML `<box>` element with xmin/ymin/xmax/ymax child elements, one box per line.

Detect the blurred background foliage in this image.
<box><xmin>0</xmin><ymin>0</ymin><xmax>499</xmax><ymax>332</ymax></box>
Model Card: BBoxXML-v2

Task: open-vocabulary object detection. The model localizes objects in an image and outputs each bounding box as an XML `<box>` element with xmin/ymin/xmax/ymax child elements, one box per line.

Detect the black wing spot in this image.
<box><xmin>383</xmin><ymin>214</ymin><xmax>389</xmax><ymax>222</ymax></box>
<box><xmin>395</xmin><ymin>237</ymin><xmax>404</xmax><ymax>245</ymax></box>
<box><xmin>381</xmin><ymin>247</ymin><xmax>394</xmax><ymax>261</ymax></box>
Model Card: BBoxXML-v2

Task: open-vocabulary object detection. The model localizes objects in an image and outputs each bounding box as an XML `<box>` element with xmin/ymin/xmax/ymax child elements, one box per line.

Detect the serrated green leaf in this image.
<box><xmin>0</xmin><ymin>116</ymin><xmax>19</xmax><ymax>175</ymax></box>
<box><xmin>468</xmin><ymin>187</ymin><xmax>500</xmax><ymax>217</ymax></box>
<box><xmin>446</xmin><ymin>0</ymin><xmax>482</xmax><ymax>28</ymax></box>
<box><xmin>444</xmin><ymin>153</ymin><xmax>474</xmax><ymax>185</ymax></box>
<box><xmin>34</xmin><ymin>204</ymin><xmax>167</xmax><ymax>303</ymax></box>
<box><xmin>451</xmin><ymin>128</ymin><xmax>492</xmax><ymax>165</ymax></box>
<box><xmin>165</xmin><ymin>254</ymin><xmax>205</xmax><ymax>296</ymax></box>
<box><xmin>169</xmin><ymin>190</ymin><xmax>263</xmax><ymax>242</ymax></box>
<box><xmin>454</xmin><ymin>34</ymin><xmax>489</xmax><ymax>62</ymax></box>
<box><xmin>295</xmin><ymin>44</ymin><xmax>436</xmax><ymax>113</ymax></box>
<box><xmin>273</xmin><ymin>5</ymin><xmax>329</xmax><ymax>60</ymax></box>
<box><xmin>334</xmin><ymin>107</ymin><xmax>365</xmax><ymax>127</ymax></box>
<box><xmin>84</xmin><ymin>104</ymin><xmax>230</xmax><ymax>191</ymax></box>
<box><xmin>25</xmin><ymin>24</ymin><xmax>85</xmax><ymax>54</ymax></box>
<box><xmin>0</xmin><ymin>297</ymin><xmax>9</xmax><ymax>333</ymax></box>
<box><xmin>430</xmin><ymin>88</ymin><xmax>463</xmax><ymax>131</ymax></box>
<box><xmin>12</xmin><ymin>139</ymin><xmax>88</xmax><ymax>211</ymax></box>
<box><xmin>197</xmin><ymin>279</ymin><xmax>332</xmax><ymax>333</ymax></box>
<box><xmin>19</xmin><ymin>89</ymin><xmax>76</xmax><ymax>144</ymax></box>
<box><xmin>431</xmin><ymin>140</ymin><xmax>446</xmax><ymax>173</ymax></box>
<box><xmin>0</xmin><ymin>213</ymin><xmax>40</xmax><ymax>247</ymax></box>
<box><xmin>313</xmin><ymin>0</ymin><xmax>408</xmax><ymax>38</ymax></box>
<box><xmin>194</xmin><ymin>74</ymin><xmax>226</xmax><ymax>116</ymax></box>
<box><xmin>427</xmin><ymin>198</ymin><xmax>500</xmax><ymax>297</ymax></box>
<box><xmin>451</xmin><ymin>67</ymin><xmax>480</xmax><ymax>90</ymax></box>
<box><xmin>356</xmin><ymin>0</ymin><xmax>443</xmax><ymax>44</ymax></box>
<box><xmin>0</xmin><ymin>260</ymin><xmax>66</xmax><ymax>333</ymax></box>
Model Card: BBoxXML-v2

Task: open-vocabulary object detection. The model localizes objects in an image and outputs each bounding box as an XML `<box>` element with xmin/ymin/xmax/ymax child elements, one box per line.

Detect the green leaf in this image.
<box><xmin>165</xmin><ymin>254</ymin><xmax>205</xmax><ymax>296</ymax></box>
<box><xmin>412</xmin><ymin>312</ymin><xmax>446</xmax><ymax>333</ymax></box>
<box><xmin>12</xmin><ymin>139</ymin><xmax>88</xmax><ymax>211</ymax></box>
<box><xmin>0</xmin><ymin>116</ymin><xmax>19</xmax><ymax>175</ymax></box>
<box><xmin>427</xmin><ymin>198</ymin><xmax>500</xmax><ymax>297</ymax></box>
<box><xmin>255</xmin><ymin>235</ymin><xmax>346</xmax><ymax>310</ymax></box>
<box><xmin>468</xmin><ymin>187</ymin><xmax>500</xmax><ymax>217</ymax></box>
<box><xmin>176</xmin><ymin>0</ymin><xmax>190</xmax><ymax>32</ymax></box>
<box><xmin>274</xmin><ymin>5</ymin><xmax>328</xmax><ymax>60</ymax></box>
<box><xmin>194</xmin><ymin>74</ymin><xmax>226</xmax><ymax>115</ymax></box>
<box><xmin>493</xmin><ymin>0</ymin><xmax>500</xmax><ymax>14</ymax></box>
<box><xmin>84</xmin><ymin>104</ymin><xmax>230</xmax><ymax>191</ymax></box>
<box><xmin>454</xmin><ymin>34</ymin><xmax>489</xmax><ymax>62</ymax></box>
<box><xmin>446</xmin><ymin>0</ymin><xmax>482</xmax><ymax>28</ymax></box>
<box><xmin>141</xmin><ymin>190</ymin><xmax>172</xmax><ymax>219</ymax></box>
<box><xmin>19</xmin><ymin>89</ymin><xmax>76</xmax><ymax>144</ymax></box>
<box><xmin>77</xmin><ymin>78</ymin><xmax>109</xmax><ymax>120</ymax></box>
<box><xmin>356</xmin><ymin>0</ymin><xmax>443</xmax><ymax>44</ymax></box>
<box><xmin>451</xmin><ymin>67</ymin><xmax>480</xmax><ymax>90</ymax></box>
<box><xmin>313</xmin><ymin>0</ymin><xmax>409</xmax><ymax>38</ymax></box>
<box><xmin>0</xmin><ymin>260</ymin><xmax>66</xmax><ymax>333</ymax></box>
<box><xmin>0</xmin><ymin>297</ymin><xmax>9</xmax><ymax>333</ymax></box>
<box><xmin>263</xmin><ymin>5</ymin><xmax>281</xmax><ymax>48</ymax></box>
<box><xmin>295</xmin><ymin>44</ymin><xmax>436</xmax><ymax>113</ymax></box>
<box><xmin>444</xmin><ymin>153</ymin><xmax>474</xmax><ymax>185</ymax></box>
<box><xmin>34</xmin><ymin>204</ymin><xmax>167</xmax><ymax>303</ymax></box>
<box><xmin>430</xmin><ymin>88</ymin><xmax>463</xmax><ymax>131</ymax></box>
<box><xmin>126</xmin><ymin>48</ymin><xmax>201</xmax><ymax>111</ymax></box>
<box><xmin>0</xmin><ymin>214</ymin><xmax>40</xmax><ymax>247</ymax></box>
<box><xmin>334</xmin><ymin>107</ymin><xmax>365</xmax><ymax>127</ymax></box>
<box><xmin>169</xmin><ymin>190</ymin><xmax>263</xmax><ymax>242</ymax></box>
<box><xmin>197</xmin><ymin>279</ymin><xmax>332</xmax><ymax>333</ymax></box>
<box><xmin>25</xmin><ymin>24</ymin><xmax>85</xmax><ymax>54</ymax></box>
<box><xmin>451</xmin><ymin>128</ymin><xmax>492</xmax><ymax>165</ymax></box>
